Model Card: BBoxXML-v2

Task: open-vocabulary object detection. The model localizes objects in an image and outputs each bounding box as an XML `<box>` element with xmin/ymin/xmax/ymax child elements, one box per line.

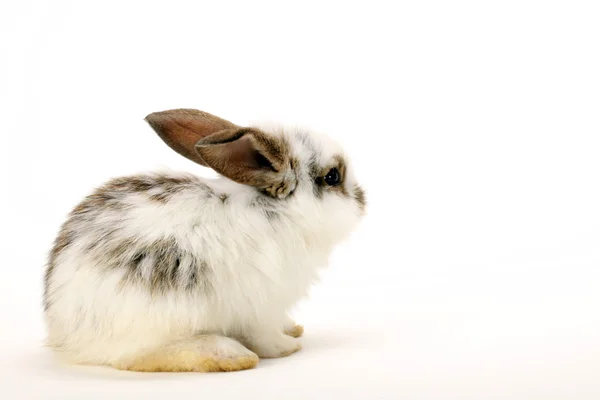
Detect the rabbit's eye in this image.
<box><xmin>323</xmin><ymin>168</ymin><xmax>341</xmax><ymax>186</ymax></box>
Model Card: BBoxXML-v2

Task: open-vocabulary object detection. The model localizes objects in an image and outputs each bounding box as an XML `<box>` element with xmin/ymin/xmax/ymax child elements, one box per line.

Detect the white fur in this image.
<box><xmin>44</xmin><ymin>125</ymin><xmax>363</xmax><ymax>367</ymax></box>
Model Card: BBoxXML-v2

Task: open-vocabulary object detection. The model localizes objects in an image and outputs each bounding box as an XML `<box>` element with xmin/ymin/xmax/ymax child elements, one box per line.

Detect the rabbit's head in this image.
<box><xmin>146</xmin><ymin>109</ymin><xmax>366</xmax><ymax>234</ymax></box>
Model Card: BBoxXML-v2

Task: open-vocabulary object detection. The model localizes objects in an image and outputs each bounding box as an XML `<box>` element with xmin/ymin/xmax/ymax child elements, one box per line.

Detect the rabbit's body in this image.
<box><xmin>44</xmin><ymin>111</ymin><xmax>365</xmax><ymax>372</ymax></box>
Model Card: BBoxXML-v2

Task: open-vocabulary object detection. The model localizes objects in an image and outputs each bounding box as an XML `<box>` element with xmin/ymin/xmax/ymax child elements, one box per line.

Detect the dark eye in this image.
<box><xmin>323</xmin><ymin>168</ymin><xmax>341</xmax><ymax>186</ymax></box>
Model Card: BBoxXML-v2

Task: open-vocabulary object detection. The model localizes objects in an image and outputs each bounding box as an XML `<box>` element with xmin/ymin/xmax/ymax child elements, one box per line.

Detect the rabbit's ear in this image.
<box><xmin>195</xmin><ymin>127</ymin><xmax>295</xmax><ymax>196</ymax></box>
<box><xmin>145</xmin><ymin>109</ymin><xmax>238</xmax><ymax>167</ymax></box>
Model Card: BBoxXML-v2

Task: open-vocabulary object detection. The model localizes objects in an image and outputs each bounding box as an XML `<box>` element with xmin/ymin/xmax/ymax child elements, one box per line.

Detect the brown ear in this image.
<box><xmin>145</xmin><ymin>108</ymin><xmax>238</xmax><ymax>166</ymax></box>
<box><xmin>195</xmin><ymin>128</ymin><xmax>296</xmax><ymax>198</ymax></box>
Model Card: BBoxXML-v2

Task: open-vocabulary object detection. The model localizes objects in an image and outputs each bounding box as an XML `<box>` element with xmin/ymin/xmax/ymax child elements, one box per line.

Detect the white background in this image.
<box><xmin>1</xmin><ymin>1</ymin><xmax>600</xmax><ymax>399</ymax></box>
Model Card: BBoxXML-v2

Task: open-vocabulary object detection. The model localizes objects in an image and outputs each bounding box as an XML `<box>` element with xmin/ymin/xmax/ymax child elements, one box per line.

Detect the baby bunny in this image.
<box><xmin>43</xmin><ymin>109</ymin><xmax>366</xmax><ymax>372</ymax></box>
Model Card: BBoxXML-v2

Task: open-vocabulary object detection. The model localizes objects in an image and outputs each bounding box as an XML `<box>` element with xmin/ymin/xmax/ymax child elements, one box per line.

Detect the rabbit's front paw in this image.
<box><xmin>247</xmin><ymin>332</ymin><xmax>301</xmax><ymax>358</ymax></box>
<box><xmin>284</xmin><ymin>323</ymin><xmax>304</xmax><ymax>338</ymax></box>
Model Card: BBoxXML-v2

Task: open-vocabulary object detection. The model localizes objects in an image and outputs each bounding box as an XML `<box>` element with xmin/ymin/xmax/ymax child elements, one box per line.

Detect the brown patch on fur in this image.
<box><xmin>71</xmin><ymin>191</ymin><xmax>123</xmax><ymax>215</ymax></box>
<box><xmin>110</xmin><ymin>237</ymin><xmax>212</xmax><ymax>296</ymax></box>
<box><xmin>71</xmin><ymin>174</ymin><xmax>206</xmax><ymax>212</ymax></box>
<box><xmin>262</xmin><ymin>157</ymin><xmax>299</xmax><ymax>199</ymax></box>
<box><xmin>290</xmin><ymin>157</ymin><xmax>300</xmax><ymax>172</ymax></box>
<box><xmin>48</xmin><ymin>228</ymin><xmax>74</xmax><ymax>265</ymax></box>
<box><xmin>107</xmin><ymin>237</ymin><xmax>138</xmax><ymax>261</ymax></box>
<box><xmin>262</xmin><ymin>177</ymin><xmax>295</xmax><ymax>198</ymax></box>
<box><xmin>313</xmin><ymin>154</ymin><xmax>349</xmax><ymax>196</ymax></box>
<box><xmin>329</xmin><ymin>155</ymin><xmax>348</xmax><ymax>196</ymax></box>
<box><xmin>111</xmin><ymin>174</ymin><xmax>201</xmax><ymax>203</ymax></box>
<box><xmin>353</xmin><ymin>185</ymin><xmax>367</xmax><ymax>213</ymax></box>
<box><xmin>308</xmin><ymin>156</ymin><xmax>324</xmax><ymax>198</ymax></box>
<box><xmin>284</xmin><ymin>324</ymin><xmax>304</xmax><ymax>338</ymax></box>
<box><xmin>263</xmin><ymin>209</ymin><xmax>278</xmax><ymax>221</ymax></box>
<box><xmin>44</xmin><ymin>172</ymin><xmax>218</xmax><ymax>309</ymax></box>
<box><xmin>188</xmin><ymin>260</ymin><xmax>209</xmax><ymax>292</ymax></box>
<box><xmin>249</xmin><ymin>196</ymin><xmax>279</xmax><ymax>221</ymax></box>
<box><xmin>147</xmin><ymin>239</ymin><xmax>182</xmax><ymax>294</ymax></box>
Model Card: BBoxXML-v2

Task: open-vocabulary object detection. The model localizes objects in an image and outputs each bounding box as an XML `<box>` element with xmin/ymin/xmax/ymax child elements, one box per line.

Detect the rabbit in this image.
<box><xmin>43</xmin><ymin>108</ymin><xmax>367</xmax><ymax>372</ymax></box>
